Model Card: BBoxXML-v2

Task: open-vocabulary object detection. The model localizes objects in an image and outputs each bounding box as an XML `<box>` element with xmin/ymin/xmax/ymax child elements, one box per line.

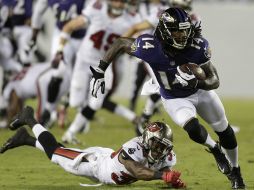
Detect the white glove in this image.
<box><xmin>90</xmin><ymin>66</ymin><xmax>105</xmax><ymax>98</ymax></box>
<box><xmin>175</xmin><ymin>66</ymin><xmax>198</xmax><ymax>89</ymax></box>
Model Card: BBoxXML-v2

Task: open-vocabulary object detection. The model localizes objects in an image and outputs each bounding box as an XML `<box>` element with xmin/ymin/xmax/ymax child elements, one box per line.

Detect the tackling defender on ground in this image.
<box><xmin>0</xmin><ymin>106</ymin><xmax>185</xmax><ymax>188</ymax></box>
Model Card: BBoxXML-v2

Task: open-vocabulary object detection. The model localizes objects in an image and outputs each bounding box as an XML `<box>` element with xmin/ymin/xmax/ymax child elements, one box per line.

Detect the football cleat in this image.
<box><xmin>0</xmin><ymin>127</ymin><xmax>30</xmax><ymax>154</ymax></box>
<box><xmin>39</xmin><ymin>109</ymin><xmax>50</xmax><ymax>126</ymax></box>
<box><xmin>207</xmin><ymin>143</ymin><xmax>232</xmax><ymax>175</ymax></box>
<box><xmin>9</xmin><ymin>106</ymin><xmax>34</xmax><ymax>130</ymax></box>
<box><xmin>227</xmin><ymin>167</ymin><xmax>246</xmax><ymax>189</ymax></box>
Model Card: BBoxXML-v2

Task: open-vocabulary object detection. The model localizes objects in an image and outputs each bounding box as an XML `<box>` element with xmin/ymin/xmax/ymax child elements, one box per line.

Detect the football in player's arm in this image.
<box><xmin>1</xmin><ymin>106</ymin><xmax>185</xmax><ymax>188</ymax></box>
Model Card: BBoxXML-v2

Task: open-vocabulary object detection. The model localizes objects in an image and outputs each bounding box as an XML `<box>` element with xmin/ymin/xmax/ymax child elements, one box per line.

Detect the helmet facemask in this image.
<box><xmin>142</xmin><ymin>122</ymin><xmax>173</xmax><ymax>164</ymax></box>
<box><xmin>160</xmin><ymin>12</ymin><xmax>192</xmax><ymax>50</ymax></box>
<box><xmin>147</xmin><ymin>137</ymin><xmax>173</xmax><ymax>163</ymax></box>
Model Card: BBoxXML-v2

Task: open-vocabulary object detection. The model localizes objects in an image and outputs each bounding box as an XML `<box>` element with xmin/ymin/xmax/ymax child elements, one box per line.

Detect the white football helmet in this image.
<box><xmin>142</xmin><ymin>122</ymin><xmax>173</xmax><ymax>163</ymax></box>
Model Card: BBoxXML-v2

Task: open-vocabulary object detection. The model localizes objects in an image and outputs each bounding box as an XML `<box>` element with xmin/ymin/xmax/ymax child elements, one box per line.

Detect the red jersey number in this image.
<box><xmin>111</xmin><ymin>171</ymin><xmax>136</xmax><ymax>185</ymax></box>
<box><xmin>90</xmin><ymin>30</ymin><xmax>120</xmax><ymax>51</ymax></box>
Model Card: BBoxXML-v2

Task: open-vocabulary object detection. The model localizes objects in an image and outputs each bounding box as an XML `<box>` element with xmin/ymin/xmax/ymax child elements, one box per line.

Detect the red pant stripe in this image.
<box><xmin>54</xmin><ymin>148</ymin><xmax>82</xmax><ymax>160</ymax></box>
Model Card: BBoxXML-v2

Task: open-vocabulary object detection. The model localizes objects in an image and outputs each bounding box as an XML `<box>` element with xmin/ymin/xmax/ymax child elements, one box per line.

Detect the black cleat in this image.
<box><xmin>9</xmin><ymin>106</ymin><xmax>34</xmax><ymax>130</ymax></box>
<box><xmin>227</xmin><ymin>167</ymin><xmax>246</xmax><ymax>189</ymax></box>
<box><xmin>0</xmin><ymin>127</ymin><xmax>30</xmax><ymax>153</ymax></box>
<box><xmin>208</xmin><ymin>143</ymin><xmax>232</xmax><ymax>175</ymax></box>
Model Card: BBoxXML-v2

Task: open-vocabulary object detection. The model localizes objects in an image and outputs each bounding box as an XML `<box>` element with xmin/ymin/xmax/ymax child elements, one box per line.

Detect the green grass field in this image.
<box><xmin>0</xmin><ymin>98</ymin><xmax>254</xmax><ymax>190</ymax></box>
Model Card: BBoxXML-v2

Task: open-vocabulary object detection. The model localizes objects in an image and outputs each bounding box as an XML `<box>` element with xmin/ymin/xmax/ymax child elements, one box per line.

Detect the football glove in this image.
<box><xmin>52</xmin><ymin>51</ymin><xmax>64</xmax><ymax>68</ymax></box>
<box><xmin>162</xmin><ymin>170</ymin><xmax>181</xmax><ymax>184</ymax></box>
<box><xmin>175</xmin><ymin>66</ymin><xmax>198</xmax><ymax>89</ymax></box>
<box><xmin>171</xmin><ymin>178</ymin><xmax>186</xmax><ymax>189</ymax></box>
<box><xmin>90</xmin><ymin>66</ymin><xmax>105</xmax><ymax>98</ymax></box>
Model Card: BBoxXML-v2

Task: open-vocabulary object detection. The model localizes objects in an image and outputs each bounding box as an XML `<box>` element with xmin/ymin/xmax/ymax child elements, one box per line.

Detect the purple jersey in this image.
<box><xmin>131</xmin><ymin>34</ymin><xmax>211</xmax><ymax>99</ymax></box>
<box><xmin>48</xmin><ymin>0</ymin><xmax>86</xmax><ymax>39</ymax></box>
<box><xmin>2</xmin><ymin>0</ymin><xmax>32</xmax><ymax>26</ymax></box>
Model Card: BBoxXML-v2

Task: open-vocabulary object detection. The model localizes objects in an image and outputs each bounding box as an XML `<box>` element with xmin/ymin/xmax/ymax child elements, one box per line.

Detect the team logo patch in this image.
<box><xmin>204</xmin><ymin>46</ymin><xmax>212</xmax><ymax>59</ymax></box>
<box><xmin>148</xmin><ymin>123</ymin><xmax>161</xmax><ymax>132</ymax></box>
<box><xmin>131</xmin><ymin>40</ymin><xmax>138</xmax><ymax>52</ymax></box>
<box><xmin>128</xmin><ymin>148</ymin><xmax>136</xmax><ymax>154</ymax></box>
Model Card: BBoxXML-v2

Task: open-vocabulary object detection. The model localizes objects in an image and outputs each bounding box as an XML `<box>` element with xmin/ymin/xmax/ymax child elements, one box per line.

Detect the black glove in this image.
<box><xmin>90</xmin><ymin>66</ymin><xmax>105</xmax><ymax>98</ymax></box>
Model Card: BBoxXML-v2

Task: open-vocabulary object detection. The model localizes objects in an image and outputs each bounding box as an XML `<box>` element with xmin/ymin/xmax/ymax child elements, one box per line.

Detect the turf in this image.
<box><xmin>0</xmin><ymin>98</ymin><xmax>253</xmax><ymax>190</ymax></box>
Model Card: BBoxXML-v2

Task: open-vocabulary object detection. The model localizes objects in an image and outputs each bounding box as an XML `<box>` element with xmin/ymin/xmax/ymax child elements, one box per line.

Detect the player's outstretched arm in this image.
<box><xmin>118</xmin><ymin>150</ymin><xmax>182</xmax><ymax>184</ymax></box>
<box><xmin>197</xmin><ymin>61</ymin><xmax>220</xmax><ymax>90</ymax></box>
<box><xmin>122</xmin><ymin>20</ymin><xmax>154</xmax><ymax>38</ymax></box>
<box><xmin>57</xmin><ymin>16</ymin><xmax>88</xmax><ymax>52</ymax></box>
<box><xmin>90</xmin><ymin>37</ymin><xmax>135</xmax><ymax>97</ymax></box>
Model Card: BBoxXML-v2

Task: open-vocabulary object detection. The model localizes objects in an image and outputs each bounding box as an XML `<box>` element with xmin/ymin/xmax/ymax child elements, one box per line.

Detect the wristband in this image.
<box><xmin>153</xmin><ymin>171</ymin><xmax>163</xmax><ymax>179</ymax></box>
<box><xmin>57</xmin><ymin>43</ymin><xmax>65</xmax><ymax>53</ymax></box>
<box><xmin>98</xmin><ymin>60</ymin><xmax>109</xmax><ymax>71</ymax></box>
<box><xmin>60</xmin><ymin>31</ymin><xmax>71</xmax><ymax>40</ymax></box>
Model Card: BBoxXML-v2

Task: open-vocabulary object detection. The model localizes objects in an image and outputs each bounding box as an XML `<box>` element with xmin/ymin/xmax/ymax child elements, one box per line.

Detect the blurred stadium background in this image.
<box><xmin>37</xmin><ymin>0</ymin><xmax>254</xmax><ymax>98</ymax></box>
<box><xmin>0</xmin><ymin>0</ymin><xmax>254</xmax><ymax>190</ymax></box>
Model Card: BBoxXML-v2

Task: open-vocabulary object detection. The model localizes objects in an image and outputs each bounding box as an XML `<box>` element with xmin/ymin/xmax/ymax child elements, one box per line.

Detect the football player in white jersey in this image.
<box><xmin>58</xmin><ymin>0</ymin><xmax>142</xmax><ymax>143</ymax></box>
<box><xmin>0</xmin><ymin>106</ymin><xmax>185</xmax><ymax>189</ymax></box>
<box><xmin>0</xmin><ymin>62</ymin><xmax>71</xmax><ymax>127</ymax></box>
<box><xmin>28</xmin><ymin>0</ymin><xmax>88</xmax><ymax>125</ymax></box>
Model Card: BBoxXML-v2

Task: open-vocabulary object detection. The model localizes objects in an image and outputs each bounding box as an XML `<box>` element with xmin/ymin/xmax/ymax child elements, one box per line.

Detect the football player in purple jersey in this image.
<box><xmin>90</xmin><ymin>7</ymin><xmax>245</xmax><ymax>189</ymax></box>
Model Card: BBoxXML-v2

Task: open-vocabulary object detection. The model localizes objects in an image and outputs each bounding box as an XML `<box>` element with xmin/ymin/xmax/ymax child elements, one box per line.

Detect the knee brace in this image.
<box><xmin>216</xmin><ymin>125</ymin><xmax>237</xmax><ymax>149</ymax></box>
<box><xmin>81</xmin><ymin>106</ymin><xmax>95</xmax><ymax>120</ymax></box>
<box><xmin>47</xmin><ymin>77</ymin><xmax>62</xmax><ymax>103</ymax></box>
<box><xmin>184</xmin><ymin>118</ymin><xmax>208</xmax><ymax>144</ymax></box>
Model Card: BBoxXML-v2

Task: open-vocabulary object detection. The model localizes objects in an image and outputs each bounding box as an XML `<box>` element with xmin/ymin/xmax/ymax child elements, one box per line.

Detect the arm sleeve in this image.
<box><xmin>31</xmin><ymin>0</ymin><xmax>48</xmax><ymax>29</ymax></box>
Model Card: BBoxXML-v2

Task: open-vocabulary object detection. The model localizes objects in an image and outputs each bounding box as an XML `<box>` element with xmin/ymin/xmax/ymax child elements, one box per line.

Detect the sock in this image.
<box><xmin>115</xmin><ymin>105</ymin><xmax>136</xmax><ymax>122</ymax></box>
<box><xmin>216</xmin><ymin>125</ymin><xmax>238</xmax><ymax>168</ymax></box>
<box><xmin>32</xmin><ymin>124</ymin><xmax>47</xmax><ymax>138</ymax></box>
<box><xmin>68</xmin><ymin>112</ymin><xmax>88</xmax><ymax>135</ymax></box>
<box><xmin>38</xmin><ymin>131</ymin><xmax>59</xmax><ymax>159</ymax></box>
<box><xmin>222</xmin><ymin>146</ymin><xmax>239</xmax><ymax>168</ymax></box>
<box><xmin>35</xmin><ymin>140</ymin><xmax>45</xmax><ymax>152</ymax></box>
<box><xmin>204</xmin><ymin>134</ymin><xmax>216</xmax><ymax>148</ymax></box>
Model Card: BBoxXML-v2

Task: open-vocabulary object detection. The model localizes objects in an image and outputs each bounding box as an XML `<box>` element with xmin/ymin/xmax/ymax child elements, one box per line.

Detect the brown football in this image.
<box><xmin>179</xmin><ymin>63</ymin><xmax>206</xmax><ymax>80</ymax></box>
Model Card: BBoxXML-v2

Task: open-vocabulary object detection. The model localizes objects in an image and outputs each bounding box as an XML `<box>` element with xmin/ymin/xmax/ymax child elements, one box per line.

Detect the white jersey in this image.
<box><xmin>51</xmin><ymin>137</ymin><xmax>176</xmax><ymax>185</ymax></box>
<box><xmin>77</xmin><ymin>0</ymin><xmax>142</xmax><ymax>66</ymax></box>
<box><xmin>3</xmin><ymin>63</ymin><xmax>50</xmax><ymax>101</ymax></box>
<box><xmin>141</xmin><ymin>2</ymin><xmax>168</xmax><ymax>30</ymax></box>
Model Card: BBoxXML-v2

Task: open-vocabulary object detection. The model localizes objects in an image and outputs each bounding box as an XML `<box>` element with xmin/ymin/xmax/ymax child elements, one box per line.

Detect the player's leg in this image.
<box><xmin>161</xmin><ymin>96</ymin><xmax>231</xmax><ymax>174</ymax></box>
<box><xmin>129</xmin><ymin>61</ymin><xmax>147</xmax><ymax>111</ymax></box>
<box><xmin>196</xmin><ymin>90</ymin><xmax>245</xmax><ymax>188</ymax></box>
<box><xmin>135</xmin><ymin>93</ymin><xmax>161</xmax><ymax>136</ymax></box>
<box><xmin>69</xmin><ymin>55</ymin><xmax>91</xmax><ymax>109</ymax></box>
<box><xmin>62</xmin><ymin>89</ymin><xmax>107</xmax><ymax>144</ymax></box>
<box><xmin>8</xmin><ymin>106</ymin><xmax>60</xmax><ymax>159</ymax></box>
<box><xmin>102</xmin><ymin>98</ymin><xmax>138</xmax><ymax>123</ymax></box>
